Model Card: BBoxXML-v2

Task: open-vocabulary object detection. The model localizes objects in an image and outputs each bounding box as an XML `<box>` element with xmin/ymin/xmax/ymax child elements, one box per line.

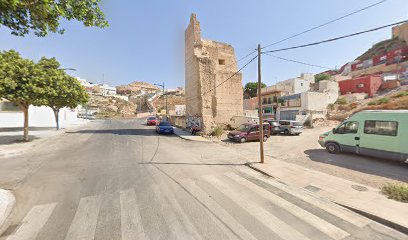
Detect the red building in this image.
<box><xmin>338</xmin><ymin>75</ymin><xmax>383</xmax><ymax>97</ymax></box>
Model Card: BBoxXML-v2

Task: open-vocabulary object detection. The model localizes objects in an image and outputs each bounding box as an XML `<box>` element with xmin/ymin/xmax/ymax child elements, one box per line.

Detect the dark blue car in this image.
<box><xmin>156</xmin><ymin>121</ymin><xmax>174</xmax><ymax>134</ymax></box>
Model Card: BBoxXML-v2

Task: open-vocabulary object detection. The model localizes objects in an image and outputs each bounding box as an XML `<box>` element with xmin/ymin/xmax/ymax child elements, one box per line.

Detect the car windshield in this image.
<box><xmin>270</xmin><ymin>121</ymin><xmax>279</xmax><ymax>126</ymax></box>
<box><xmin>292</xmin><ymin>122</ymin><xmax>302</xmax><ymax>126</ymax></box>
<box><xmin>148</xmin><ymin>117</ymin><xmax>156</xmax><ymax>120</ymax></box>
<box><xmin>159</xmin><ymin>121</ymin><xmax>171</xmax><ymax>126</ymax></box>
<box><xmin>236</xmin><ymin>124</ymin><xmax>251</xmax><ymax>131</ymax></box>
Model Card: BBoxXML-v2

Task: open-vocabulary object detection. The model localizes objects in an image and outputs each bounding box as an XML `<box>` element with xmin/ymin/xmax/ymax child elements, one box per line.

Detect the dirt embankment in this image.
<box><xmin>328</xmin><ymin>86</ymin><xmax>408</xmax><ymax>121</ymax></box>
<box><xmin>152</xmin><ymin>95</ymin><xmax>185</xmax><ymax>111</ymax></box>
<box><xmin>89</xmin><ymin>95</ymin><xmax>137</xmax><ymax>118</ymax></box>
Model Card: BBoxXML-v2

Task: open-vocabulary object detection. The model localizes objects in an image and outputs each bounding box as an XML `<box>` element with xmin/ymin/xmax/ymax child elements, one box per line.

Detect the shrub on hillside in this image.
<box><xmin>377</xmin><ymin>97</ymin><xmax>390</xmax><ymax>105</ymax></box>
<box><xmin>367</xmin><ymin>100</ymin><xmax>378</xmax><ymax>106</ymax></box>
<box><xmin>336</xmin><ymin>97</ymin><xmax>347</xmax><ymax>105</ymax></box>
<box><xmin>392</xmin><ymin>91</ymin><xmax>408</xmax><ymax>98</ymax></box>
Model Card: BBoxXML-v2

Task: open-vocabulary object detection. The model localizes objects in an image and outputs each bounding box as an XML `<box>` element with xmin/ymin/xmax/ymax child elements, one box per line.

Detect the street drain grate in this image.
<box><xmin>304</xmin><ymin>185</ymin><xmax>321</xmax><ymax>193</ymax></box>
<box><xmin>351</xmin><ymin>185</ymin><xmax>368</xmax><ymax>191</ymax></box>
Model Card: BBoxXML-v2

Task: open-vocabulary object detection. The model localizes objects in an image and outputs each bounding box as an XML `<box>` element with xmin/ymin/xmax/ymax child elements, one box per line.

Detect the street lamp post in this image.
<box><xmin>154</xmin><ymin>82</ymin><xmax>167</xmax><ymax>120</ymax></box>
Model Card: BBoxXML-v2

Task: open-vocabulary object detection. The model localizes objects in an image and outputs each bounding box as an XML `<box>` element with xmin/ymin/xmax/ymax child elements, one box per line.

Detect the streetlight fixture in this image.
<box><xmin>154</xmin><ymin>82</ymin><xmax>167</xmax><ymax>120</ymax></box>
<box><xmin>60</xmin><ymin>68</ymin><xmax>77</xmax><ymax>71</ymax></box>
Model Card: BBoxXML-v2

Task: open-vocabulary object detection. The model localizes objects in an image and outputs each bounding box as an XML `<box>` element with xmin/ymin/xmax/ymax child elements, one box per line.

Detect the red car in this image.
<box><xmin>146</xmin><ymin>116</ymin><xmax>157</xmax><ymax>126</ymax></box>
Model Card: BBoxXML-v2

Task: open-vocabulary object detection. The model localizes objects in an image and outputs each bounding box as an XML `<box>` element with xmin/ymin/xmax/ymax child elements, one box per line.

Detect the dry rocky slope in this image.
<box><xmin>356</xmin><ymin>37</ymin><xmax>406</xmax><ymax>61</ymax></box>
<box><xmin>89</xmin><ymin>95</ymin><xmax>136</xmax><ymax>118</ymax></box>
<box><xmin>116</xmin><ymin>81</ymin><xmax>160</xmax><ymax>95</ymax></box>
<box><xmin>328</xmin><ymin>86</ymin><xmax>408</xmax><ymax>121</ymax></box>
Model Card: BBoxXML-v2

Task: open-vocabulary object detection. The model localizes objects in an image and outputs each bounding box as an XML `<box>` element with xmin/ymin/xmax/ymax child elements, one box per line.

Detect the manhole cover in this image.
<box><xmin>304</xmin><ymin>185</ymin><xmax>321</xmax><ymax>193</ymax></box>
<box><xmin>351</xmin><ymin>185</ymin><xmax>368</xmax><ymax>191</ymax></box>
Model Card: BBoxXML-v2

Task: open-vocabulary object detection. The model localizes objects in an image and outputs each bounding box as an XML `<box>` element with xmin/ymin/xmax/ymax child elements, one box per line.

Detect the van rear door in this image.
<box><xmin>333</xmin><ymin>121</ymin><xmax>360</xmax><ymax>153</ymax></box>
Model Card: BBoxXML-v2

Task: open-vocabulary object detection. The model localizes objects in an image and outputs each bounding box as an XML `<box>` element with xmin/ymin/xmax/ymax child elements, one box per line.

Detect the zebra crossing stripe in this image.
<box><xmin>120</xmin><ymin>189</ymin><xmax>148</xmax><ymax>240</ymax></box>
<box><xmin>6</xmin><ymin>203</ymin><xmax>57</xmax><ymax>240</ymax></box>
<box><xmin>180</xmin><ymin>179</ymin><xmax>258</xmax><ymax>240</ymax></box>
<box><xmin>153</xmin><ymin>184</ymin><xmax>203</xmax><ymax>240</ymax></box>
<box><xmin>225</xmin><ymin>172</ymin><xmax>350</xmax><ymax>240</ymax></box>
<box><xmin>64</xmin><ymin>195</ymin><xmax>101</xmax><ymax>240</ymax></box>
<box><xmin>239</xmin><ymin>168</ymin><xmax>370</xmax><ymax>228</ymax></box>
<box><xmin>203</xmin><ymin>175</ymin><xmax>311</xmax><ymax>240</ymax></box>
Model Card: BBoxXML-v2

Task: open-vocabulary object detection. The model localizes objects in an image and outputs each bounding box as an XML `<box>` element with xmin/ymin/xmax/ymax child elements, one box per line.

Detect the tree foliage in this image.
<box><xmin>0</xmin><ymin>0</ymin><xmax>108</xmax><ymax>37</ymax></box>
<box><xmin>37</xmin><ymin>57</ymin><xmax>89</xmax><ymax>129</ymax></box>
<box><xmin>244</xmin><ymin>82</ymin><xmax>267</xmax><ymax>99</ymax></box>
<box><xmin>0</xmin><ymin>50</ymin><xmax>45</xmax><ymax>141</ymax></box>
<box><xmin>314</xmin><ymin>73</ymin><xmax>331</xmax><ymax>83</ymax></box>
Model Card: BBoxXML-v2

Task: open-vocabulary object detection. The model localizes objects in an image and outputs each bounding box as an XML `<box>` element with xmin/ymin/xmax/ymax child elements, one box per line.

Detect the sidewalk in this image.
<box><xmin>173</xmin><ymin>127</ymin><xmax>210</xmax><ymax>142</ymax></box>
<box><xmin>0</xmin><ymin>119</ymin><xmax>89</xmax><ymax>158</ymax></box>
<box><xmin>249</xmin><ymin>158</ymin><xmax>408</xmax><ymax>233</ymax></box>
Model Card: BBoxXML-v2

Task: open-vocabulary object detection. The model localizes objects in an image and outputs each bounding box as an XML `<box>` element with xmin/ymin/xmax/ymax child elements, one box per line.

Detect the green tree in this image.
<box><xmin>244</xmin><ymin>82</ymin><xmax>266</xmax><ymax>98</ymax></box>
<box><xmin>0</xmin><ymin>50</ymin><xmax>46</xmax><ymax>141</ymax></box>
<box><xmin>314</xmin><ymin>73</ymin><xmax>331</xmax><ymax>83</ymax></box>
<box><xmin>37</xmin><ymin>57</ymin><xmax>89</xmax><ymax>130</ymax></box>
<box><xmin>0</xmin><ymin>0</ymin><xmax>108</xmax><ymax>37</ymax></box>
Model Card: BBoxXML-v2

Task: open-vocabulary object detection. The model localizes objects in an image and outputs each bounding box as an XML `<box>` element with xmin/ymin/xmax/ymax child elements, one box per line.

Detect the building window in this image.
<box><xmin>336</xmin><ymin>121</ymin><xmax>359</xmax><ymax>134</ymax></box>
<box><xmin>262</xmin><ymin>98</ymin><xmax>267</xmax><ymax>104</ymax></box>
<box><xmin>357</xmin><ymin>83</ymin><xmax>365</xmax><ymax>88</ymax></box>
<box><xmin>300</xmin><ymin>83</ymin><xmax>303</xmax><ymax>86</ymax></box>
<box><xmin>218</xmin><ymin>59</ymin><xmax>225</xmax><ymax>65</ymax></box>
<box><xmin>268</xmin><ymin>98</ymin><xmax>272</xmax><ymax>104</ymax></box>
<box><xmin>364</xmin><ymin>120</ymin><xmax>398</xmax><ymax>136</ymax></box>
<box><xmin>273</xmin><ymin>96</ymin><xmax>278</xmax><ymax>103</ymax></box>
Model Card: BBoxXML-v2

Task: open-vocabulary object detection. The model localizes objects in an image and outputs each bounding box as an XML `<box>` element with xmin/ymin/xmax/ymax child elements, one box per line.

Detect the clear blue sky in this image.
<box><xmin>0</xmin><ymin>0</ymin><xmax>407</xmax><ymax>88</ymax></box>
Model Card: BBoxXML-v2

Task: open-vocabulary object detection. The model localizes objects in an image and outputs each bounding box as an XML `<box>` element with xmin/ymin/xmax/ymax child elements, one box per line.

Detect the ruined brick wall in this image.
<box><xmin>185</xmin><ymin>14</ymin><xmax>243</xmax><ymax>132</ymax></box>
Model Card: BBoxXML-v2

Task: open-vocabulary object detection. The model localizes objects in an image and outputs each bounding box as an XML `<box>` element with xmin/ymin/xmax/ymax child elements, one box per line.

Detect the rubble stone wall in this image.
<box><xmin>185</xmin><ymin>14</ymin><xmax>243</xmax><ymax>132</ymax></box>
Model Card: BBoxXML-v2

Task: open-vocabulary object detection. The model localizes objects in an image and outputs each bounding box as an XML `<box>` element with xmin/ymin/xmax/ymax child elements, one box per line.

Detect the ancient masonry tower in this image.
<box><xmin>185</xmin><ymin>14</ymin><xmax>243</xmax><ymax>132</ymax></box>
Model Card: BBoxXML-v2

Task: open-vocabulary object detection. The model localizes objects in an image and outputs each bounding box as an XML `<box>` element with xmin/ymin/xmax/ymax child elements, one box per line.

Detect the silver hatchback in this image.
<box><xmin>278</xmin><ymin>120</ymin><xmax>303</xmax><ymax>135</ymax></box>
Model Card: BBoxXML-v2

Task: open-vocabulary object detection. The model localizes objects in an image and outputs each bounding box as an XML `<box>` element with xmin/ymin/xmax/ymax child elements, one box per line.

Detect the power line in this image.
<box><xmin>262</xmin><ymin>0</ymin><xmax>388</xmax><ymax>49</ymax></box>
<box><xmin>262</xmin><ymin>20</ymin><xmax>407</xmax><ymax>54</ymax></box>
<box><xmin>185</xmin><ymin>55</ymin><xmax>258</xmax><ymax>102</ymax></box>
<box><xmin>263</xmin><ymin>53</ymin><xmax>334</xmax><ymax>70</ymax></box>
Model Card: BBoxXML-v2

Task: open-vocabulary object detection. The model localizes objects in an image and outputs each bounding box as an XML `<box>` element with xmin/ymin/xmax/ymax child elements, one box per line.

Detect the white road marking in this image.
<box><xmin>64</xmin><ymin>195</ymin><xmax>101</xmax><ymax>240</ymax></box>
<box><xmin>239</xmin><ymin>168</ymin><xmax>370</xmax><ymax>228</ymax></box>
<box><xmin>203</xmin><ymin>175</ymin><xmax>311</xmax><ymax>240</ymax></box>
<box><xmin>180</xmin><ymin>179</ymin><xmax>258</xmax><ymax>240</ymax></box>
<box><xmin>226</xmin><ymin>172</ymin><xmax>350</xmax><ymax>240</ymax></box>
<box><xmin>6</xmin><ymin>203</ymin><xmax>57</xmax><ymax>240</ymax></box>
<box><xmin>154</xmin><ymin>183</ymin><xmax>203</xmax><ymax>240</ymax></box>
<box><xmin>120</xmin><ymin>189</ymin><xmax>148</xmax><ymax>240</ymax></box>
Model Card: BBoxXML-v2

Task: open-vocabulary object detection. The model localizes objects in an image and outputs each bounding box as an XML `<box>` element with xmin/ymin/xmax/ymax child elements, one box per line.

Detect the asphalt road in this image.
<box><xmin>0</xmin><ymin>119</ymin><xmax>406</xmax><ymax>240</ymax></box>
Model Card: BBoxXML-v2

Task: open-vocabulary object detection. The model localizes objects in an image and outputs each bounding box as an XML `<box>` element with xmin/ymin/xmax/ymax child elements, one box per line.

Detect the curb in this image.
<box><xmin>336</xmin><ymin>202</ymin><xmax>408</xmax><ymax>235</ymax></box>
<box><xmin>245</xmin><ymin>163</ymin><xmax>408</xmax><ymax>235</ymax></box>
<box><xmin>0</xmin><ymin>189</ymin><xmax>15</xmax><ymax>236</ymax></box>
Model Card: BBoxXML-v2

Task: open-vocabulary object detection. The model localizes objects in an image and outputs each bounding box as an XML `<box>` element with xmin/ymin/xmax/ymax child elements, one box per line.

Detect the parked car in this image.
<box><xmin>318</xmin><ymin>110</ymin><xmax>408</xmax><ymax>163</ymax></box>
<box><xmin>267</xmin><ymin>120</ymin><xmax>281</xmax><ymax>135</ymax></box>
<box><xmin>227</xmin><ymin>123</ymin><xmax>270</xmax><ymax>143</ymax></box>
<box><xmin>146</xmin><ymin>116</ymin><xmax>157</xmax><ymax>126</ymax></box>
<box><xmin>279</xmin><ymin>120</ymin><xmax>303</xmax><ymax>135</ymax></box>
<box><xmin>156</xmin><ymin>121</ymin><xmax>174</xmax><ymax>134</ymax></box>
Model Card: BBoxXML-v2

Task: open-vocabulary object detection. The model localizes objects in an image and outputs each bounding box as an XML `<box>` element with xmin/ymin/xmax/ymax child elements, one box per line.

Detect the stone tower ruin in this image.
<box><xmin>185</xmin><ymin>14</ymin><xmax>243</xmax><ymax>133</ymax></box>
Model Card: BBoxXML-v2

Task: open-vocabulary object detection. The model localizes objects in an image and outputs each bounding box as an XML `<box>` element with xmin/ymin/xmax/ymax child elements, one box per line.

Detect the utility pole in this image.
<box><xmin>257</xmin><ymin>44</ymin><xmax>265</xmax><ymax>164</ymax></box>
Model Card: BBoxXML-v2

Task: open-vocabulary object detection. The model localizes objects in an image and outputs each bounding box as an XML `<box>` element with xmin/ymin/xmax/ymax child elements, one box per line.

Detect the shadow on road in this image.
<box><xmin>305</xmin><ymin>149</ymin><xmax>408</xmax><ymax>183</ymax></box>
<box><xmin>0</xmin><ymin>127</ymin><xmax>55</xmax><ymax>132</ymax></box>
<box><xmin>0</xmin><ymin>135</ymin><xmax>40</xmax><ymax>145</ymax></box>
<box><xmin>66</xmin><ymin>128</ymin><xmax>177</xmax><ymax>137</ymax></box>
<box><xmin>140</xmin><ymin>162</ymin><xmax>257</xmax><ymax>166</ymax></box>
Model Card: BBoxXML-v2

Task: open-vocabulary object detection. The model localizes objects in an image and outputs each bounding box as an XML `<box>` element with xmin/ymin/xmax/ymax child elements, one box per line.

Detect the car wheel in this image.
<box><xmin>326</xmin><ymin>143</ymin><xmax>340</xmax><ymax>154</ymax></box>
<box><xmin>240</xmin><ymin>137</ymin><xmax>246</xmax><ymax>143</ymax></box>
<box><xmin>284</xmin><ymin>129</ymin><xmax>289</xmax><ymax>135</ymax></box>
<box><xmin>263</xmin><ymin>136</ymin><xmax>268</xmax><ymax>142</ymax></box>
